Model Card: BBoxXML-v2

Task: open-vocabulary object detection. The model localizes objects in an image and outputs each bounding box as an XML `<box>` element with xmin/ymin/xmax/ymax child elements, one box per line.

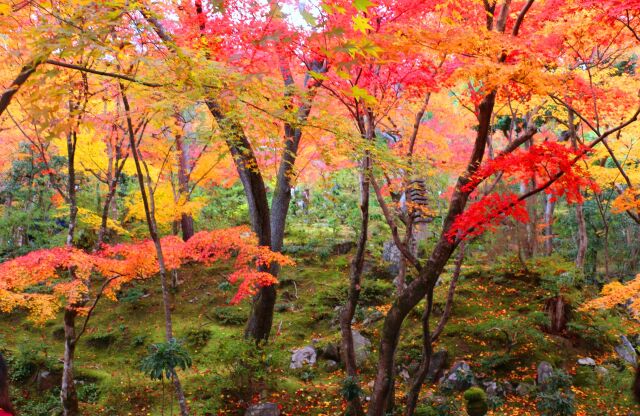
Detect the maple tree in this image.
<box><xmin>2</xmin><ymin>0</ymin><xmax>640</xmax><ymax>415</ymax></box>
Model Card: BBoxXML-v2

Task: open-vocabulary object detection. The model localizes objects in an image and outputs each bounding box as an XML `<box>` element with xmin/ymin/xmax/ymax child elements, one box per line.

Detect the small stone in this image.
<box><xmin>322</xmin><ymin>360</ymin><xmax>339</xmax><ymax>372</ymax></box>
<box><xmin>595</xmin><ymin>366</ymin><xmax>609</xmax><ymax>378</ymax></box>
<box><xmin>245</xmin><ymin>403</ymin><xmax>280</xmax><ymax>416</ymax></box>
<box><xmin>352</xmin><ymin>330</ymin><xmax>371</xmax><ymax>366</ymax></box>
<box><xmin>577</xmin><ymin>357</ymin><xmax>596</xmax><ymax>366</ymax></box>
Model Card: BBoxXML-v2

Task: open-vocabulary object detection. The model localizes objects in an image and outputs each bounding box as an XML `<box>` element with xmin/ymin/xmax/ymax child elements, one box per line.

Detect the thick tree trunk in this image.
<box><xmin>61</xmin><ymin>308</ymin><xmax>79</xmax><ymax>416</ymax></box>
<box><xmin>544</xmin><ymin>295</ymin><xmax>569</xmax><ymax>334</ymax></box>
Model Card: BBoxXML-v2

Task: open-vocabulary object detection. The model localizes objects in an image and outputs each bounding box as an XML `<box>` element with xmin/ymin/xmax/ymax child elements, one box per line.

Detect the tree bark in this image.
<box><xmin>0</xmin><ymin>58</ymin><xmax>43</xmax><ymax>117</ymax></box>
<box><xmin>543</xmin><ymin>194</ymin><xmax>556</xmax><ymax>255</ymax></box>
<box><xmin>339</xmin><ymin>131</ymin><xmax>371</xmax><ymax>416</ymax></box>
<box><xmin>61</xmin><ymin>308</ymin><xmax>79</xmax><ymax>416</ymax></box>
<box><xmin>568</xmin><ymin>110</ymin><xmax>588</xmax><ymax>272</ymax></box>
<box><xmin>367</xmin><ymin>91</ymin><xmax>496</xmax><ymax>416</ymax></box>
<box><xmin>176</xmin><ymin>134</ymin><xmax>195</xmax><ymax>241</ymax></box>
<box><xmin>121</xmin><ymin>84</ymin><xmax>189</xmax><ymax>416</ymax></box>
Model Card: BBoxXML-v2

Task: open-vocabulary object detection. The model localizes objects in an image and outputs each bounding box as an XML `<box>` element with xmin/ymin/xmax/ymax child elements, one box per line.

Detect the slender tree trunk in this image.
<box><xmin>121</xmin><ymin>84</ymin><xmax>189</xmax><ymax>416</ymax></box>
<box><xmin>569</xmin><ymin>110</ymin><xmax>588</xmax><ymax>272</ymax></box>
<box><xmin>61</xmin><ymin>308</ymin><xmax>79</xmax><ymax>416</ymax></box>
<box><xmin>543</xmin><ymin>194</ymin><xmax>556</xmax><ymax>256</ymax></box>
<box><xmin>61</xmin><ymin>127</ymin><xmax>80</xmax><ymax>415</ymax></box>
<box><xmin>176</xmin><ymin>134</ymin><xmax>195</xmax><ymax>241</ymax></box>
<box><xmin>339</xmin><ymin>149</ymin><xmax>370</xmax><ymax>416</ymax></box>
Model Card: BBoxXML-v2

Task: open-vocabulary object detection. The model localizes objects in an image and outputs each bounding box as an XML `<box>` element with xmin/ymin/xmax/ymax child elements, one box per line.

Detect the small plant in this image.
<box><xmin>463</xmin><ymin>387</ymin><xmax>488</xmax><ymax>416</ymax></box>
<box><xmin>340</xmin><ymin>376</ymin><xmax>362</xmax><ymax>402</ymax></box>
<box><xmin>212</xmin><ymin>306</ymin><xmax>246</xmax><ymax>325</ymax></box>
<box><xmin>140</xmin><ymin>338</ymin><xmax>192</xmax><ymax>381</ymax></box>
<box><xmin>415</xmin><ymin>404</ymin><xmax>438</xmax><ymax>416</ymax></box>
<box><xmin>299</xmin><ymin>369</ymin><xmax>316</xmax><ymax>382</ymax></box>
<box><xmin>85</xmin><ymin>332</ymin><xmax>118</xmax><ymax>349</ymax></box>
<box><xmin>77</xmin><ymin>383</ymin><xmax>101</xmax><ymax>403</ymax></box>
<box><xmin>536</xmin><ymin>369</ymin><xmax>575</xmax><ymax>416</ymax></box>
<box><xmin>117</xmin><ymin>287</ymin><xmax>147</xmax><ymax>304</ymax></box>
<box><xmin>131</xmin><ymin>335</ymin><xmax>147</xmax><ymax>348</ymax></box>
<box><xmin>185</xmin><ymin>327</ymin><xmax>212</xmax><ymax>350</ymax></box>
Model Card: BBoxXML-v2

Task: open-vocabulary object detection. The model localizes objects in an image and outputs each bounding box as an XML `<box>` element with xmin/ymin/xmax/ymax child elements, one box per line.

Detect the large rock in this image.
<box><xmin>362</xmin><ymin>310</ymin><xmax>384</xmax><ymax>327</ymax></box>
<box><xmin>483</xmin><ymin>380</ymin><xmax>505</xmax><ymax>399</ymax></box>
<box><xmin>537</xmin><ymin>361</ymin><xmax>553</xmax><ymax>385</ymax></box>
<box><xmin>615</xmin><ymin>335</ymin><xmax>638</xmax><ymax>367</ymax></box>
<box><xmin>332</xmin><ymin>241</ymin><xmax>356</xmax><ymax>255</ymax></box>
<box><xmin>352</xmin><ymin>330</ymin><xmax>371</xmax><ymax>366</ymax></box>
<box><xmin>440</xmin><ymin>361</ymin><xmax>475</xmax><ymax>391</ymax></box>
<box><xmin>426</xmin><ymin>350</ymin><xmax>450</xmax><ymax>383</ymax></box>
<box><xmin>36</xmin><ymin>370</ymin><xmax>61</xmax><ymax>392</ymax></box>
<box><xmin>245</xmin><ymin>403</ymin><xmax>280</xmax><ymax>416</ymax></box>
<box><xmin>290</xmin><ymin>346</ymin><xmax>317</xmax><ymax>369</ymax></box>
<box><xmin>318</xmin><ymin>342</ymin><xmax>341</xmax><ymax>362</ymax></box>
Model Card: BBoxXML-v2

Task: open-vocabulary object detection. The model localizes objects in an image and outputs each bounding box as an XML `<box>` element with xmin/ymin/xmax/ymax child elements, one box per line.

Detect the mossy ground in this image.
<box><xmin>3</xmin><ymin>229</ymin><xmax>639</xmax><ymax>415</ymax></box>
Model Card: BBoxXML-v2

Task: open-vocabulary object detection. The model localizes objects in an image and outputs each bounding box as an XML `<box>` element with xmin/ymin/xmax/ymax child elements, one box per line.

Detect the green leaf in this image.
<box><xmin>300</xmin><ymin>9</ymin><xmax>317</xmax><ymax>27</ymax></box>
<box><xmin>353</xmin><ymin>0</ymin><xmax>373</xmax><ymax>12</ymax></box>
<box><xmin>350</xmin><ymin>85</ymin><xmax>377</xmax><ymax>105</ymax></box>
<box><xmin>352</xmin><ymin>15</ymin><xmax>373</xmax><ymax>34</ymax></box>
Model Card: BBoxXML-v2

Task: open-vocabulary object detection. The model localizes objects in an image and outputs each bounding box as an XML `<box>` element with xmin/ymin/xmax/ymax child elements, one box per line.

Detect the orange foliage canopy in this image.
<box><xmin>0</xmin><ymin>226</ymin><xmax>292</xmax><ymax>324</ymax></box>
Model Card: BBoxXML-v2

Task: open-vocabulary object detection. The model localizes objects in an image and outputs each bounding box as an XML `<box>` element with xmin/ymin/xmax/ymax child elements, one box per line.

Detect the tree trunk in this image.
<box><xmin>339</xmin><ymin>151</ymin><xmax>370</xmax><ymax>416</ymax></box>
<box><xmin>405</xmin><ymin>291</ymin><xmax>434</xmax><ymax>416</ymax></box>
<box><xmin>367</xmin><ymin>91</ymin><xmax>496</xmax><ymax>416</ymax></box>
<box><xmin>60</xmin><ymin>308</ymin><xmax>79</xmax><ymax>416</ymax></box>
<box><xmin>121</xmin><ymin>85</ymin><xmax>189</xmax><ymax>416</ymax></box>
<box><xmin>176</xmin><ymin>134</ymin><xmax>195</xmax><ymax>241</ymax></box>
<box><xmin>543</xmin><ymin>194</ymin><xmax>556</xmax><ymax>255</ymax></box>
<box><xmin>544</xmin><ymin>295</ymin><xmax>569</xmax><ymax>334</ymax></box>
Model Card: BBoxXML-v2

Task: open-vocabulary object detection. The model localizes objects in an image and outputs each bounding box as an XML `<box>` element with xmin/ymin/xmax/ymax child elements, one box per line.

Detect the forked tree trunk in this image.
<box><xmin>367</xmin><ymin>91</ymin><xmax>497</xmax><ymax>416</ymax></box>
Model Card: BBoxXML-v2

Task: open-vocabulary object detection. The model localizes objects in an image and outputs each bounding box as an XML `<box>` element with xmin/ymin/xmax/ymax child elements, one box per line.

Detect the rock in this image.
<box><xmin>245</xmin><ymin>403</ymin><xmax>280</xmax><ymax>416</ymax></box>
<box><xmin>290</xmin><ymin>346</ymin><xmax>317</xmax><ymax>369</ymax></box>
<box><xmin>332</xmin><ymin>241</ymin><xmax>356</xmax><ymax>255</ymax></box>
<box><xmin>352</xmin><ymin>330</ymin><xmax>371</xmax><ymax>366</ymax></box>
<box><xmin>501</xmin><ymin>381</ymin><xmax>515</xmax><ymax>396</ymax></box>
<box><xmin>36</xmin><ymin>370</ymin><xmax>61</xmax><ymax>392</ymax></box>
<box><xmin>362</xmin><ymin>310</ymin><xmax>384</xmax><ymax>327</ymax></box>
<box><xmin>399</xmin><ymin>368</ymin><xmax>410</xmax><ymax>382</ymax></box>
<box><xmin>595</xmin><ymin>366</ymin><xmax>609</xmax><ymax>379</ymax></box>
<box><xmin>537</xmin><ymin>361</ymin><xmax>553</xmax><ymax>385</ymax></box>
<box><xmin>322</xmin><ymin>360</ymin><xmax>339</xmax><ymax>373</ymax></box>
<box><xmin>515</xmin><ymin>382</ymin><xmax>535</xmax><ymax>397</ymax></box>
<box><xmin>483</xmin><ymin>380</ymin><xmax>504</xmax><ymax>399</ymax></box>
<box><xmin>615</xmin><ymin>335</ymin><xmax>638</xmax><ymax>367</ymax></box>
<box><xmin>577</xmin><ymin>357</ymin><xmax>596</xmax><ymax>366</ymax></box>
<box><xmin>382</xmin><ymin>240</ymin><xmax>402</xmax><ymax>275</ymax></box>
<box><xmin>441</xmin><ymin>361</ymin><xmax>475</xmax><ymax>391</ymax></box>
<box><xmin>318</xmin><ymin>342</ymin><xmax>341</xmax><ymax>362</ymax></box>
<box><xmin>426</xmin><ymin>350</ymin><xmax>450</xmax><ymax>383</ymax></box>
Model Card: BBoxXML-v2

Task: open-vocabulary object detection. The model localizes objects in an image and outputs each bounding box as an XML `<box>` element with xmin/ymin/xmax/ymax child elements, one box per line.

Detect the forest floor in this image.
<box><xmin>2</xmin><ymin>227</ymin><xmax>640</xmax><ymax>415</ymax></box>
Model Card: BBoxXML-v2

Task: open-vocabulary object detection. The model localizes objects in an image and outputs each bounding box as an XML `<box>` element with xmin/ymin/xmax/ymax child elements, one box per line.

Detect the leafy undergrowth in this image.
<box><xmin>2</xmin><ymin>248</ymin><xmax>639</xmax><ymax>415</ymax></box>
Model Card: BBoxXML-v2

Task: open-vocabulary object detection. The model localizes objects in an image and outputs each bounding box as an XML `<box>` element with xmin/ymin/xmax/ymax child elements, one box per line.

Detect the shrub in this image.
<box><xmin>414</xmin><ymin>404</ymin><xmax>438</xmax><ymax>416</ymax></box>
<box><xmin>85</xmin><ymin>332</ymin><xmax>118</xmax><ymax>349</ymax></box>
<box><xmin>360</xmin><ymin>280</ymin><xmax>393</xmax><ymax>306</ymax></box>
<box><xmin>536</xmin><ymin>369</ymin><xmax>575</xmax><ymax>416</ymax></box>
<box><xmin>212</xmin><ymin>306</ymin><xmax>246</xmax><ymax>325</ymax></box>
<box><xmin>117</xmin><ymin>287</ymin><xmax>147</xmax><ymax>304</ymax></box>
<box><xmin>8</xmin><ymin>343</ymin><xmax>57</xmax><ymax>384</ymax></box>
<box><xmin>464</xmin><ymin>387</ymin><xmax>488</xmax><ymax>416</ymax></box>
<box><xmin>78</xmin><ymin>382</ymin><xmax>101</xmax><ymax>403</ymax></box>
<box><xmin>185</xmin><ymin>327</ymin><xmax>212</xmax><ymax>350</ymax></box>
